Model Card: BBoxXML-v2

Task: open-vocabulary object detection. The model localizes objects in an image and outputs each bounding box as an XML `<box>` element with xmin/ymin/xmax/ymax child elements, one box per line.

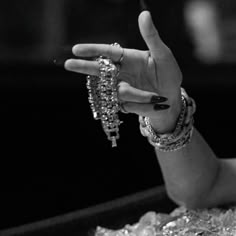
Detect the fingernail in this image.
<box><xmin>139</xmin><ymin>0</ymin><xmax>150</xmax><ymax>11</ymax></box>
<box><xmin>150</xmin><ymin>96</ymin><xmax>168</xmax><ymax>103</ymax></box>
<box><xmin>153</xmin><ymin>104</ymin><xmax>170</xmax><ymax>110</ymax></box>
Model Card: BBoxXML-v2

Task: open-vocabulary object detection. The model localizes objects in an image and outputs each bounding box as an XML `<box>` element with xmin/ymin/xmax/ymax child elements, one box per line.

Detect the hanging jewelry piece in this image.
<box><xmin>86</xmin><ymin>56</ymin><xmax>122</xmax><ymax>147</ymax></box>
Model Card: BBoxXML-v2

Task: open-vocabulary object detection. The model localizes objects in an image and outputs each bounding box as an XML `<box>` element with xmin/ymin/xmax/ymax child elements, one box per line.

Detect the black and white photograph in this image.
<box><xmin>1</xmin><ymin>0</ymin><xmax>236</xmax><ymax>235</ymax></box>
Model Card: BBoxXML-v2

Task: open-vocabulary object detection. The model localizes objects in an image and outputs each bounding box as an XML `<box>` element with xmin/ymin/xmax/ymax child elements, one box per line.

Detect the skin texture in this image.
<box><xmin>65</xmin><ymin>11</ymin><xmax>236</xmax><ymax>209</ymax></box>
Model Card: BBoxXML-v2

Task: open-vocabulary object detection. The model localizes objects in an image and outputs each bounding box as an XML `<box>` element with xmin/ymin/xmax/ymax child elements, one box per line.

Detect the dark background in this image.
<box><xmin>1</xmin><ymin>0</ymin><xmax>236</xmax><ymax>230</ymax></box>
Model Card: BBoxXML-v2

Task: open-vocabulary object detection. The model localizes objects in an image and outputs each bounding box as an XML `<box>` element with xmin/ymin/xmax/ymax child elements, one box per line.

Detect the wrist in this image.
<box><xmin>139</xmin><ymin>88</ymin><xmax>196</xmax><ymax>152</ymax></box>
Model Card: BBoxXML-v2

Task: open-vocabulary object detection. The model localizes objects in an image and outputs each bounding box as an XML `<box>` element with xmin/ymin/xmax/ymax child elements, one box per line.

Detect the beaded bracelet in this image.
<box><xmin>139</xmin><ymin>88</ymin><xmax>196</xmax><ymax>152</ymax></box>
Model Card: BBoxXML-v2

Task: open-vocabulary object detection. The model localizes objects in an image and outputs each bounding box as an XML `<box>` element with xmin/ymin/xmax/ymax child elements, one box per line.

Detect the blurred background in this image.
<box><xmin>1</xmin><ymin>0</ymin><xmax>236</xmax><ymax>230</ymax></box>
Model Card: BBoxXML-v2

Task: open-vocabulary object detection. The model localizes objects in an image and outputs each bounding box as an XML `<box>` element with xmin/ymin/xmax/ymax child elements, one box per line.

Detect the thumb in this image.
<box><xmin>138</xmin><ymin>11</ymin><xmax>165</xmax><ymax>55</ymax></box>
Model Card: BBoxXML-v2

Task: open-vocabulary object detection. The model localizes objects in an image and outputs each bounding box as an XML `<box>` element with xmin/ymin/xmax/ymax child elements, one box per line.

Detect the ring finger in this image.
<box><xmin>121</xmin><ymin>102</ymin><xmax>170</xmax><ymax>116</ymax></box>
<box><xmin>118</xmin><ymin>81</ymin><xmax>167</xmax><ymax>104</ymax></box>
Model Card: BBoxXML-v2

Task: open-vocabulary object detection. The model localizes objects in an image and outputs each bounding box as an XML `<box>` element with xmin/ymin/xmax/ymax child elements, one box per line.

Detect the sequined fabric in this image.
<box><xmin>95</xmin><ymin>206</ymin><xmax>236</xmax><ymax>236</ymax></box>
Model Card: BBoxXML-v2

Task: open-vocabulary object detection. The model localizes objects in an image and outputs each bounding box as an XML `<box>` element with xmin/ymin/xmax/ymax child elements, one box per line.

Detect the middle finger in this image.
<box><xmin>72</xmin><ymin>44</ymin><xmax>123</xmax><ymax>63</ymax></box>
<box><xmin>64</xmin><ymin>59</ymin><xmax>100</xmax><ymax>76</ymax></box>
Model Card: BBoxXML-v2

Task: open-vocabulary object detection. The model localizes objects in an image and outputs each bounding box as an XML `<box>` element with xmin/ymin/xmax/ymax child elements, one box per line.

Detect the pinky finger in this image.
<box><xmin>121</xmin><ymin>102</ymin><xmax>170</xmax><ymax>116</ymax></box>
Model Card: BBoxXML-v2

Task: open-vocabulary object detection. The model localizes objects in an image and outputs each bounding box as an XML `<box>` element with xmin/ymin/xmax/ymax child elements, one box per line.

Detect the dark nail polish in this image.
<box><xmin>150</xmin><ymin>96</ymin><xmax>168</xmax><ymax>103</ymax></box>
<box><xmin>139</xmin><ymin>0</ymin><xmax>150</xmax><ymax>12</ymax></box>
<box><xmin>153</xmin><ymin>104</ymin><xmax>170</xmax><ymax>110</ymax></box>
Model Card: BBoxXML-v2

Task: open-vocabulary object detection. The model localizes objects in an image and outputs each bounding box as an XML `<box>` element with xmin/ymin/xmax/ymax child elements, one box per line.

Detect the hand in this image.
<box><xmin>65</xmin><ymin>11</ymin><xmax>183</xmax><ymax>133</ymax></box>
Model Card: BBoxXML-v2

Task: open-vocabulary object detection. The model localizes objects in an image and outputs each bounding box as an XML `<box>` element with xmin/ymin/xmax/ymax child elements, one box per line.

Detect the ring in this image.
<box><xmin>118</xmin><ymin>47</ymin><xmax>124</xmax><ymax>64</ymax></box>
<box><xmin>111</xmin><ymin>42</ymin><xmax>124</xmax><ymax>64</ymax></box>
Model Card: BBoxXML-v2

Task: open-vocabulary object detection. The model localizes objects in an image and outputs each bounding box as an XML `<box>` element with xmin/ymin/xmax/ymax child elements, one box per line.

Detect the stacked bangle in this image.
<box><xmin>139</xmin><ymin>88</ymin><xmax>196</xmax><ymax>152</ymax></box>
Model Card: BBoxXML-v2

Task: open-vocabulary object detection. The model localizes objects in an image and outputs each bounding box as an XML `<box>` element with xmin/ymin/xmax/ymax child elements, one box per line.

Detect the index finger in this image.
<box><xmin>72</xmin><ymin>44</ymin><xmax>123</xmax><ymax>62</ymax></box>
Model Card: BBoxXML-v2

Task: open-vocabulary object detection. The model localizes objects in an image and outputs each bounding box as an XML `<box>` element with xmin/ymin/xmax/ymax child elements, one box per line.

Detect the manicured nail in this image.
<box><xmin>150</xmin><ymin>96</ymin><xmax>168</xmax><ymax>103</ymax></box>
<box><xmin>139</xmin><ymin>0</ymin><xmax>150</xmax><ymax>11</ymax></box>
<box><xmin>153</xmin><ymin>104</ymin><xmax>170</xmax><ymax>110</ymax></box>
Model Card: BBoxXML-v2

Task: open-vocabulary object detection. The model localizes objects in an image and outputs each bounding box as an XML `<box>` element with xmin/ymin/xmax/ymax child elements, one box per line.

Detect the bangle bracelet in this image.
<box><xmin>139</xmin><ymin>88</ymin><xmax>196</xmax><ymax>152</ymax></box>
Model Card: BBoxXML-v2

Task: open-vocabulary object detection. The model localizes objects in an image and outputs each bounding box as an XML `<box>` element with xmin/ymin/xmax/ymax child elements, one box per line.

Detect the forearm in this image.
<box><xmin>155</xmin><ymin>128</ymin><xmax>221</xmax><ymax>209</ymax></box>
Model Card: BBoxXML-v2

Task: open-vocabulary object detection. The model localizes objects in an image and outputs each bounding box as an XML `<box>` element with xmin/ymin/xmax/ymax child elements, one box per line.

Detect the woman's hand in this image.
<box><xmin>65</xmin><ymin>11</ymin><xmax>183</xmax><ymax>133</ymax></box>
